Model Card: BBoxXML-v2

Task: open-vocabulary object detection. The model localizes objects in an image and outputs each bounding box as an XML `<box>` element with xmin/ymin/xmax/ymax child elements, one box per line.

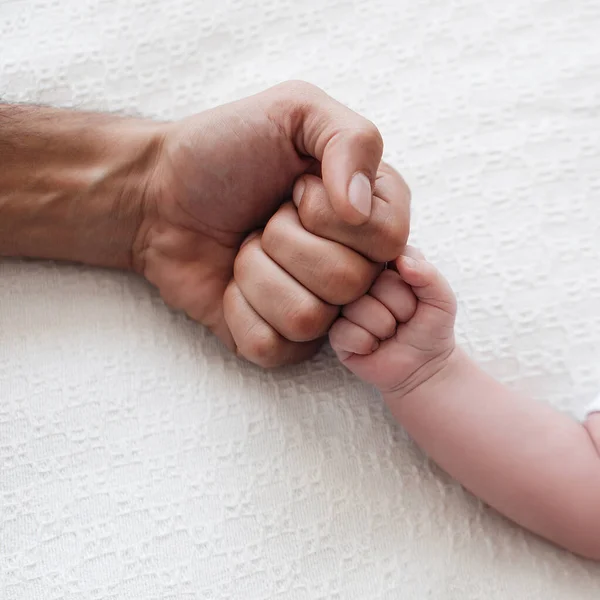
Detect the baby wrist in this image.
<box><xmin>382</xmin><ymin>345</ymin><xmax>467</xmax><ymax>407</ymax></box>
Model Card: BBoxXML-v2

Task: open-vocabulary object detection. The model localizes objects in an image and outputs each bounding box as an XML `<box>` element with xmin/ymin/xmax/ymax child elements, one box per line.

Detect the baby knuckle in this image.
<box><xmin>397</xmin><ymin>292</ymin><xmax>418</xmax><ymax>322</ymax></box>
<box><xmin>328</xmin><ymin>319</ymin><xmax>348</xmax><ymax>348</ymax></box>
<box><xmin>381</xmin><ymin>311</ymin><xmax>398</xmax><ymax>338</ymax></box>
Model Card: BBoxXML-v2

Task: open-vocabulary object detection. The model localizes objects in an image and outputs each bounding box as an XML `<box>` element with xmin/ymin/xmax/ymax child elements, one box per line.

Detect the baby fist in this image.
<box><xmin>329</xmin><ymin>248</ymin><xmax>457</xmax><ymax>399</ymax></box>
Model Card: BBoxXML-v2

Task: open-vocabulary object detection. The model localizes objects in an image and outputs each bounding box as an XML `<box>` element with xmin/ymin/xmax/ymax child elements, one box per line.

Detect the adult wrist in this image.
<box><xmin>0</xmin><ymin>104</ymin><xmax>166</xmax><ymax>271</ymax></box>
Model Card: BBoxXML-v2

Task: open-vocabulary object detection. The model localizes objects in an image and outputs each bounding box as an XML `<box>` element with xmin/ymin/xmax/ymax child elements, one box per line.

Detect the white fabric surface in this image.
<box><xmin>2</xmin><ymin>0</ymin><xmax>600</xmax><ymax>597</ymax></box>
<box><xmin>589</xmin><ymin>397</ymin><xmax>600</xmax><ymax>416</ymax></box>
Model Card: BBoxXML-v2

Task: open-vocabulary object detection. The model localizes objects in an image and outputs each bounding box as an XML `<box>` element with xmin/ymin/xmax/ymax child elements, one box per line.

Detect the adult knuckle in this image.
<box><xmin>353</xmin><ymin>120</ymin><xmax>383</xmax><ymax>154</ymax></box>
<box><xmin>370</xmin><ymin>269</ymin><xmax>396</xmax><ymax>295</ymax></box>
<box><xmin>375</xmin><ymin>212</ymin><xmax>410</xmax><ymax>261</ymax></box>
<box><xmin>378</xmin><ymin>160</ymin><xmax>395</xmax><ymax>176</ymax></box>
<box><xmin>243</xmin><ymin>328</ymin><xmax>280</xmax><ymax>368</ymax></box>
<box><xmin>261</xmin><ymin>212</ymin><xmax>288</xmax><ymax>257</ymax></box>
<box><xmin>391</xmin><ymin>211</ymin><xmax>410</xmax><ymax>247</ymax></box>
<box><xmin>286</xmin><ymin>297</ymin><xmax>332</xmax><ymax>341</ymax></box>
<box><xmin>371</xmin><ymin>171</ymin><xmax>412</xmax><ymax>259</ymax></box>
<box><xmin>233</xmin><ymin>236</ymin><xmax>260</xmax><ymax>279</ymax></box>
<box><xmin>323</xmin><ymin>259</ymin><xmax>372</xmax><ymax>304</ymax></box>
<box><xmin>379</xmin><ymin>161</ymin><xmax>408</xmax><ymax>187</ymax></box>
<box><xmin>297</xmin><ymin>190</ymin><xmax>331</xmax><ymax>236</ymax></box>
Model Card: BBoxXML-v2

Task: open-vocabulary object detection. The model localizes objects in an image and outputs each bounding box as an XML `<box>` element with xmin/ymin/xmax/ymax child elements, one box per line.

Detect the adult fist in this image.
<box><xmin>137</xmin><ymin>81</ymin><xmax>411</xmax><ymax>367</ymax></box>
<box><xmin>224</xmin><ymin>168</ymin><xmax>410</xmax><ymax>367</ymax></box>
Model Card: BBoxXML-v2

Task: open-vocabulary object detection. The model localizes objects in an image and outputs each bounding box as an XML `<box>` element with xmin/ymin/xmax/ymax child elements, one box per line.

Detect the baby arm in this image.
<box><xmin>329</xmin><ymin>248</ymin><xmax>600</xmax><ymax>559</ymax></box>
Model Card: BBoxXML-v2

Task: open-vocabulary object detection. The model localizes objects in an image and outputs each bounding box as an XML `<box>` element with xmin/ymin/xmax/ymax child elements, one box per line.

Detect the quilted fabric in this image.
<box><xmin>2</xmin><ymin>0</ymin><xmax>600</xmax><ymax>597</ymax></box>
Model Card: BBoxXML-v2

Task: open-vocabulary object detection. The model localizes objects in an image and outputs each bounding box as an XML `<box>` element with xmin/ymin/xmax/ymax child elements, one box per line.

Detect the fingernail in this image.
<box><xmin>371</xmin><ymin>340</ymin><xmax>380</xmax><ymax>352</ymax></box>
<box><xmin>348</xmin><ymin>172</ymin><xmax>372</xmax><ymax>218</ymax></box>
<box><xmin>401</xmin><ymin>256</ymin><xmax>418</xmax><ymax>269</ymax></box>
<box><xmin>293</xmin><ymin>178</ymin><xmax>306</xmax><ymax>207</ymax></box>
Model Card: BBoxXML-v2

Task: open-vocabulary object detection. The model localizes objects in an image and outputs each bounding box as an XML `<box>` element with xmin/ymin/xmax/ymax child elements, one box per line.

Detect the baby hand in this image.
<box><xmin>329</xmin><ymin>247</ymin><xmax>457</xmax><ymax>400</ymax></box>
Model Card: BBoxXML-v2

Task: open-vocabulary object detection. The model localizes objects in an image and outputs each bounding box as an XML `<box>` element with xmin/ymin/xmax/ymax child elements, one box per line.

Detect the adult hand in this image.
<box><xmin>140</xmin><ymin>81</ymin><xmax>411</xmax><ymax>367</ymax></box>
<box><xmin>0</xmin><ymin>82</ymin><xmax>410</xmax><ymax>368</ymax></box>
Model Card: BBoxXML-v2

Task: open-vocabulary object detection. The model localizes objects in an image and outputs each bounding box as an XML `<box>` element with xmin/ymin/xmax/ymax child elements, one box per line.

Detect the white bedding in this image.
<box><xmin>2</xmin><ymin>0</ymin><xmax>600</xmax><ymax>597</ymax></box>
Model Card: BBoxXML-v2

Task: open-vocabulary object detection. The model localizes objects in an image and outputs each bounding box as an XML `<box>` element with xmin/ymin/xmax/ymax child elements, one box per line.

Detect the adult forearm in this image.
<box><xmin>0</xmin><ymin>104</ymin><xmax>163</xmax><ymax>270</ymax></box>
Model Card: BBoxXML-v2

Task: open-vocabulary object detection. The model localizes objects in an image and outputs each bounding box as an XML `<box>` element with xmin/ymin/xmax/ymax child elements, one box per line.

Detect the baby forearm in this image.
<box><xmin>387</xmin><ymin>348</ymin><xmax>600</xmax><ymax>559</ymax></box>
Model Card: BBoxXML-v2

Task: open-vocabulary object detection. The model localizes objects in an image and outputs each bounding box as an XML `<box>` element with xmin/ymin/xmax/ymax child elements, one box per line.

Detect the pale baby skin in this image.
<box><xmin>330</xmin><ymin>247</ymin><xmax>600</xmax><ymax>560</ymax></box>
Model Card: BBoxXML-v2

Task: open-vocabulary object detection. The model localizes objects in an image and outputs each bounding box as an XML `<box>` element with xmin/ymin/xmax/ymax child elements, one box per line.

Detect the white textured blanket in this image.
<box><xmin>2</xmin><ymin>0</ymin><xmax>600</xmax><ymax>597</ymax></box>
